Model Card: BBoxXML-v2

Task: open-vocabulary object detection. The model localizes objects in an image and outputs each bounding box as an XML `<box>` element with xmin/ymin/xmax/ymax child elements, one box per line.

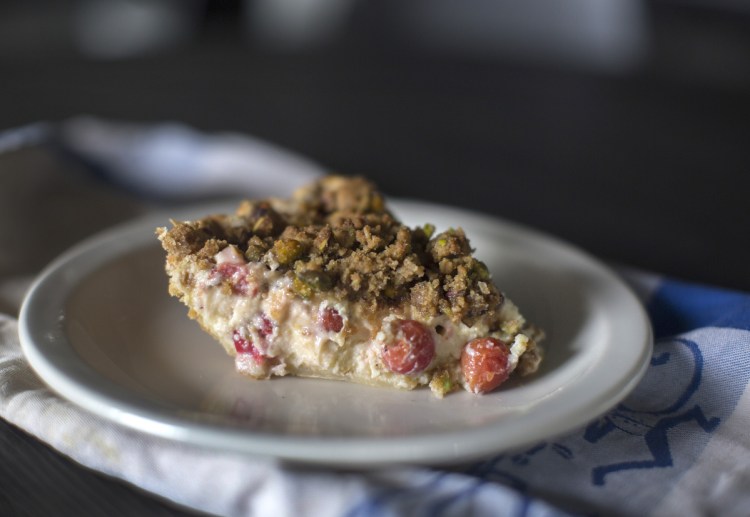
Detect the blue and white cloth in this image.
<box><xmin>1</xmin><ymin>119</ymin><xmax>749</xmax><ymax>517</ymax></box>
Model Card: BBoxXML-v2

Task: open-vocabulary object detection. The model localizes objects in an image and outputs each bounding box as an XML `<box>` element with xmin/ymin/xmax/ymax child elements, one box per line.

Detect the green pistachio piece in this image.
<box><xmin>292</xmin><ymin>271</ymin><xmax>333</xmax><ymax>299</ymax></box>
<box><xmin>273</xmin><ymin>239</ymin><xmax>304</xmax><ymax>265</ymax></box>
<box><xmin>473</xmin><ymin>261</ymin><xmax>491</xmax><ymax>281</ymax></box>
<box><xmin>292</xmin><ymin>276</ymin><xmax>313</xmax><ymax>299</ymax></box>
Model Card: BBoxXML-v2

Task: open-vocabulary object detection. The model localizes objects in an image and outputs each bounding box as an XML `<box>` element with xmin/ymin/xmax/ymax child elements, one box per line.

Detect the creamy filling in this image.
<box><xmin>185</xmin><ymin>245</ymin><xmax>529</xmax><ymax>390</ymax></box>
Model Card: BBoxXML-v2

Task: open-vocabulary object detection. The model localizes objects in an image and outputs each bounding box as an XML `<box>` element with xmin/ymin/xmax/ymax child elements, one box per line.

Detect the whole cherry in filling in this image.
<box><xmin>381</xmin><ymin>319</ymin><xmax>435</xmax><ymax>375</ymax></box>
<box><xmin>461</xmin><ymin>337</ymin><xmax>511</xmax><ymax>393</ymax></box>
<box><xmin>319</xmin><ymin>306</ymin><xmax>344</xmax><ymax>333</ymax></box>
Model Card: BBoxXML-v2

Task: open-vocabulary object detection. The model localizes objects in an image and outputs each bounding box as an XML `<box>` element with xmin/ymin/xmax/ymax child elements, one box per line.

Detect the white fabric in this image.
<box><xmin>0</xmin><ymin>320</ymin><xmax>562</xmax><ymax>516</ymax></box>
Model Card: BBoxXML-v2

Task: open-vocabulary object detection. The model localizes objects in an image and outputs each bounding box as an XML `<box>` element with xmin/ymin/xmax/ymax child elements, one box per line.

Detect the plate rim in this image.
<box><xmin>19</xmin><ymin>200</ymin><xmax>653</xmax><ymax>466</ymax></box>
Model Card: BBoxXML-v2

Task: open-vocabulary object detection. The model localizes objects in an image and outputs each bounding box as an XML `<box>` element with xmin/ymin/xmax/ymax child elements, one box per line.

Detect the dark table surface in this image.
<box><xmin>1</xmin><ymin>1</ymin><xmax>749</xmax><ymax>515</ymax></box>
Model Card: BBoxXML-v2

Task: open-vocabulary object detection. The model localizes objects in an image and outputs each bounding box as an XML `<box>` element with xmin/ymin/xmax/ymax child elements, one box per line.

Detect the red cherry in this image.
<box><xmin>257</xmin><ymin>314</ymin><xmax>274</xmax><ymax>338</ymax></box>
<box><xmin>214</xmin><ymin>263</ymin><xmax>250</xmax><ymax>295</ymax></box>
<box><xmin>381</xmin><ymin>319</ymin><xmax>435</xmax><ymax>375</ymax></box>
<box><xmin>320</xmin><ymin>306</ymin><xmax>344</xmax><ymax>333</ymax></box>
<box><xmin>232</xmin><ymin>330</ymin><xmax>264</xmax><ymax>363</ymax></box>
<box><xmin>461</xmin><ymin>337</ymin><xmax>510</xmax><ymax>394</ymax></box>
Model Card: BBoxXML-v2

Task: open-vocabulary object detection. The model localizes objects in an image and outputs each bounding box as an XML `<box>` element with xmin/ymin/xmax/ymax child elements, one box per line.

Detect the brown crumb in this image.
<box><xmin>158</xmin><ymin>175</ymin><xmax>505</xmax><ymax>323</ymax></box>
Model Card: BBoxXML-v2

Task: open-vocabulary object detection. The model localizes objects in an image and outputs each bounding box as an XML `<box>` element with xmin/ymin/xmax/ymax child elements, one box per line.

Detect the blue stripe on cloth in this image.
<box><xmin>344</xmin><ymin>470</ymin><xmax>577</xmax><ymax>517</ymax></box>
<box><xmin>647</xmin><ymin>280</ymin><xmax>750</xmax><ymax>338</ymax></box>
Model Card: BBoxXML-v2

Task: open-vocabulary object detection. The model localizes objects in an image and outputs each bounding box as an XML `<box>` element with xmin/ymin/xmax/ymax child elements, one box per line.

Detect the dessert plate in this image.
<box><xmin>19</xmin><ymin>200</ymin><xmax>652</xmax><ymax>466</ymax></box>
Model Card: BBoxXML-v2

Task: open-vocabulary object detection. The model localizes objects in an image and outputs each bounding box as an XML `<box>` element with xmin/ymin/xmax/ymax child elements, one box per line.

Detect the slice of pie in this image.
<box><xmin>157</xmin><ymin>176</ymin><xmax>542</xmax><ymax>397</ymax></box>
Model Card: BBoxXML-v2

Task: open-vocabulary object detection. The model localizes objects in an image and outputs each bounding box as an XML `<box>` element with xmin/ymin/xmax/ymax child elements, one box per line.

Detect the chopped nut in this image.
<box><xmin>158</xmin><ymin>175</ymin><xmax>504</xmax><ymax>322</ymax></box>
<box><xmin>273</xmin><ymin>238</ymin><xmax>305</xmax><ymax>265</ymax></box>
<box><xmin>296</xmin><ymin>270</ymin><xmax>333</xmax><ymax>293</ymax></box>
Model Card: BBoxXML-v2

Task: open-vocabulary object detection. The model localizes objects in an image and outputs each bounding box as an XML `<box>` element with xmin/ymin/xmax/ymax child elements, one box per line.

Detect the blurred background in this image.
<box><xmin>1</xmin><ymin>0</ymin><xmax>749</xmax><ymax>290</ymax></box>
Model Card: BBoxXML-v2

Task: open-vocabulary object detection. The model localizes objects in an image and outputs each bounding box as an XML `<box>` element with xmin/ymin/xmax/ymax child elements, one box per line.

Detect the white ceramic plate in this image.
<box><xmin>19</xmin><ymin>200</ymin><xmax>652</xmax><ymax>466</ymax></box>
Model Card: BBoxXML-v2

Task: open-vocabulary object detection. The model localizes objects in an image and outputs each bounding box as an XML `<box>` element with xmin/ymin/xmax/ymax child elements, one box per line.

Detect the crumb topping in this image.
<box><xmin>158</xmin><ymin>176</ymin><xmax>504</xmax><ymax>326</ymax></box>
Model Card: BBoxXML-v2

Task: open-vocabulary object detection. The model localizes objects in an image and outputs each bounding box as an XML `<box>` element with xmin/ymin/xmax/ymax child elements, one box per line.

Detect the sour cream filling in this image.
<box><xmin>190</xmin><ymin>246</ymin><xmax>530</xmax><ymax>387</ymax></box>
